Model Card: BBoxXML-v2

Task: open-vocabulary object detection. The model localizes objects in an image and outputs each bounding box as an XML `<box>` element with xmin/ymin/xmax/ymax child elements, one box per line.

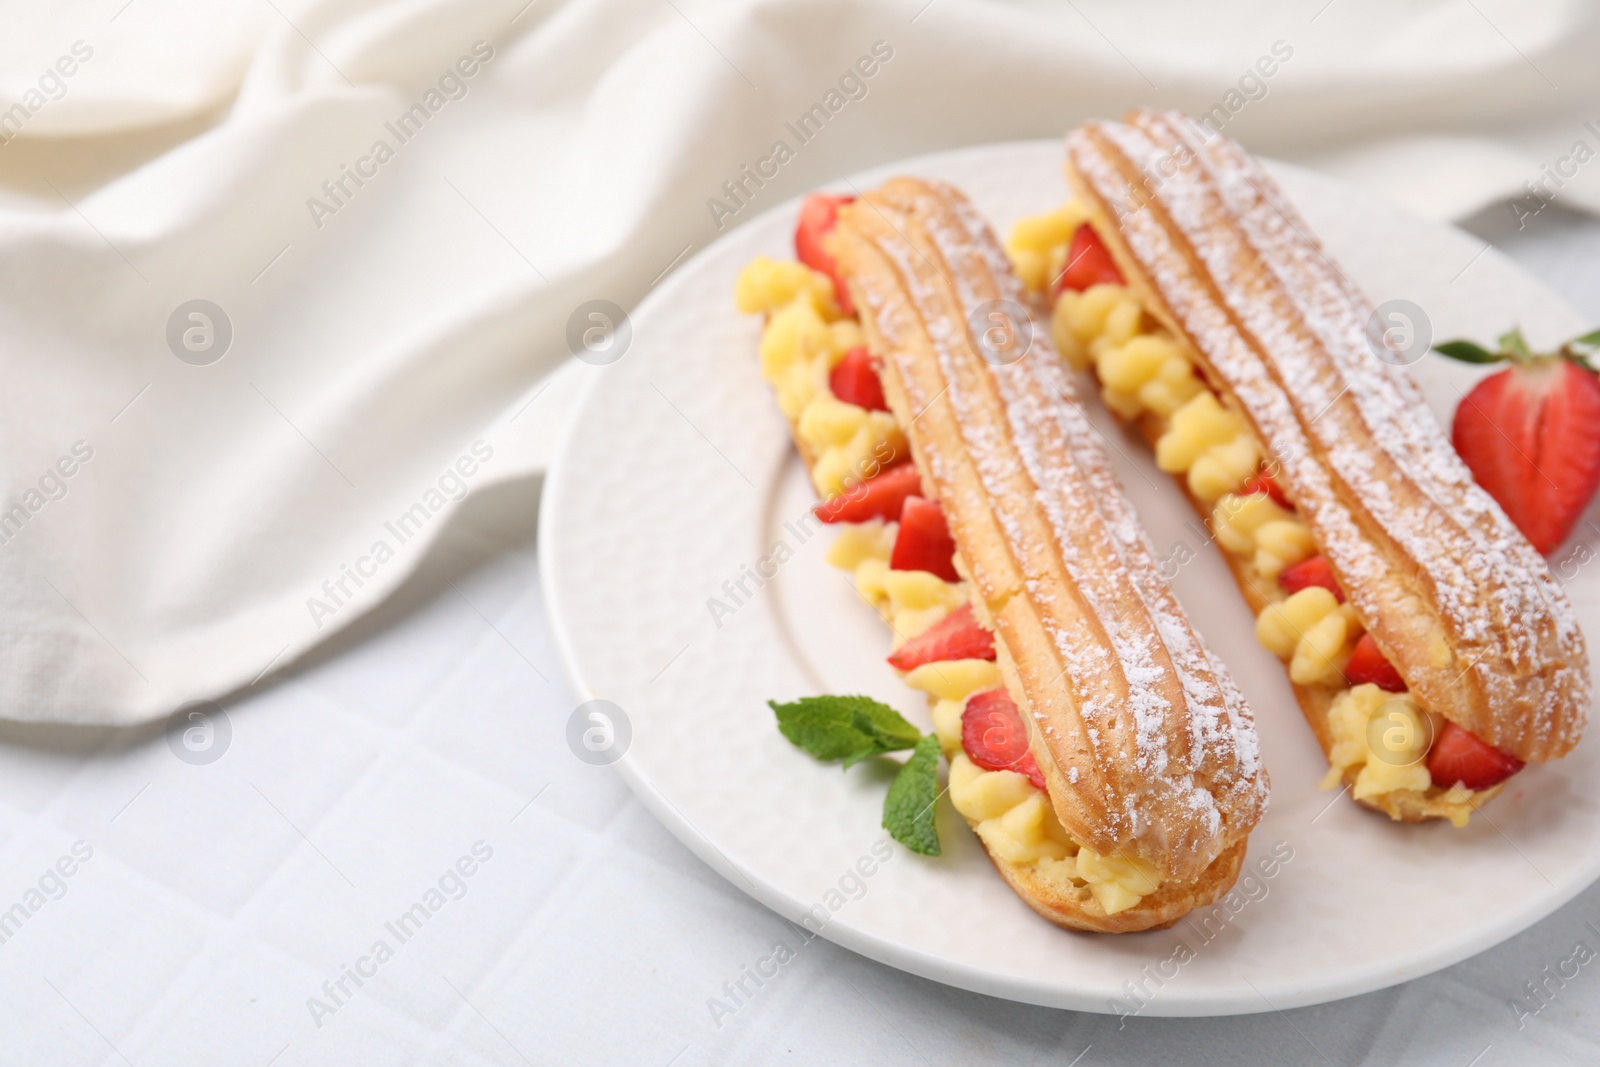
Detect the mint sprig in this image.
<box><xmin>770</xmin><ymin>695</ymin><xmax>942</xmax><ymax>854</ymax></box>
<box><xmin>882</xmin><ymin>734</ymin><xmax>942</xmax><ymax>856</ymax></box>
<box><xmin>769</xmin><ymin>695</ymin><xmax>921</xmax><ymax>768</ymax></box>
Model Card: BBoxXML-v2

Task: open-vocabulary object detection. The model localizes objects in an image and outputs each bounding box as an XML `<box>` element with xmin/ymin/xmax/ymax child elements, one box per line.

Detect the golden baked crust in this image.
<box><xmin>996</xmin><ymin>836</ymin><xmax>1247</xmax><ymax>933</ymax></box>
<box><xmin>825</xmin><ymin>178</ymin><xmax>1267</xmax><ymax>926</ymax></box>
<box><xmin>1064</xmin><ymin>109</ymin><xmax>1591</xmax><ymax>766</ymax></box>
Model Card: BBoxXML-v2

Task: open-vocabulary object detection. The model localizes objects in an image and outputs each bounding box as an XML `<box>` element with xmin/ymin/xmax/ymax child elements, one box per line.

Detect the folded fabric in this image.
<box><xmin>2</xmin><ymin>0</ymin><xmax>1597</xmax><ymax>724</ymax></box>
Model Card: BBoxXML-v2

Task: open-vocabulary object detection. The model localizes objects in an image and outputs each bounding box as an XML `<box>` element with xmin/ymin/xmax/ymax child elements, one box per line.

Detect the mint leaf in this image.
<box><xmin>771</xmin><ymin>696</ymin><xmax>940</xmax><ymax>852</ymax></box>
<box><xmin>1432</xmin><ymin>340</ymin><xmax>1501</xmax><ymax>364</ymax></box>
<box><xmin>883</xmin><ymin>734</ymin><xmax>942</xmax><ymax>856</ymax></box>
<box><xmin>850</xmin><ymin>702</ymin><xmax>922</xmax><ymax>754</ymax></box>
<box><xmin>770</xmin><ymin>696</ymin><xmax>920</xmax><ymax>768</ymax></box>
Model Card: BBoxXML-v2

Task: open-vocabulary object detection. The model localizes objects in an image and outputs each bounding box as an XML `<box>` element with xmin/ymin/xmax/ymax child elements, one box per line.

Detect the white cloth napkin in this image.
<box><xmin>4</xmin><ymin>0</ymin><xmax>1599</xmax><ymax>725</ymax></box>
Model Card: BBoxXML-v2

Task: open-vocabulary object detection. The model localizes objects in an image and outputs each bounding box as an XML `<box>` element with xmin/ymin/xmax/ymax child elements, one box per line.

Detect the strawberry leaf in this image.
<box><xmin>1564</xmin><ymin>330</ymin><xmax>1600</xmax><ymax>371</ymax></box>
<box><xmin>1498</xmin><ymin>327</ymin><xmax>1533</xmax><ymax>362</ymax></box>
<box><xmin>1433</xmin><ymin>340</ymin><xmax>1502</xmax><ymax>364</ymax></box>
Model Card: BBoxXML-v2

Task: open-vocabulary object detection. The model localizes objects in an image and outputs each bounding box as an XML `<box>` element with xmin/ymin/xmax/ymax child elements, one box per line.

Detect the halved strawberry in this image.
<box><xmin>1345</xmin><ymin>633</ymin><xmax>1406</xmax><ymax>692</ymax></box>
<box><xmin>1427</xmin><ymin>720</ymin><xmax>1525</xmax><ymax>791</ymax></box>
<box><xmin>1452</xmin><ymin>358</ymin><xmax>1600</xmax><ymax>554</ymax></box>
<box><xmin>1053</xmin><ymin>224</ymin><xmax>1124</xmax><ymax>294</ymax></box>
<box><xmin>890</xmin><ymin>496</ymin><xmax>960</xmax><ymax>582</ymax></box>
<box><xmin>828</xmin><ymin>346</ymin><xmax>887</xmax><ymax>412</ymax></box>
<box><xmin>1278</xmin><ymin>554</ymin><xmax>1343</xmax><ymax>601</ymax></box>
<box><xmin>1242</xmin><ymin>470</ymin><xmax>1290</xmax><ymax>510</ymax></box>
<box><xmin>886</xmin><ymin>603</ymin><xmax>995</xmax><ymax>670</ymax></box>
<box><xmin>795</xmin><ymin>193</ymin><xmax>855</xmax><ymax>316</ymax></box>
<box><xmin>814</xmin><ymin>461</ymin><xmax>919</xmax><ymax>524</ymax></box>
<box><xmin>961</xmin><ymin>688</ymin><xmax>1047</xmax><ymax>790</ymax></box>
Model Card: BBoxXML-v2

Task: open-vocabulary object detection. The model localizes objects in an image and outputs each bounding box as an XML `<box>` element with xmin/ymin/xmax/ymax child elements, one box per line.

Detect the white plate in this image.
<box><xmin>540</xmin><ymin>140</ymin><xmax>1600</xmax><ymax>1016</ymax></box>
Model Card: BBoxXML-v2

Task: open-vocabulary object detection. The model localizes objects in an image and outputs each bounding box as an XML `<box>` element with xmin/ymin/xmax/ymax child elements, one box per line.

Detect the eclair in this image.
<box><xmin>735</xmin><ymin>177</ymin><xmax>1268</xmax><ymax>932</ymax></box>
<box><xmin>1007</xmin><ymin>109</ymin><xmax>1590</xmax><ymax>824</ymax></box>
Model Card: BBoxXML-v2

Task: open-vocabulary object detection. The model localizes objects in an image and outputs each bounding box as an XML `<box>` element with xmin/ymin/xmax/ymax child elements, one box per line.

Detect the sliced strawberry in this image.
<box><xmin>795</xmin><ymin>192</ymin><xmax>855</xmax><ymax>316</ymax></box>
<box><xmin>1278</xmin><ymin>554</ymin><xmax>1344</xmax><ymax>602</ymax></box>
<box><xmin>1345</xmin><ymin>634</ymin><xmax>1406</xmax><ymax>692</ymax></box>
<box><xmin>890</xmin><ymin>496</ymin><xmax>960</xmax><ymax>582</ymax></box>
<box><xmin>1242</xmin><ymin>470</ymin><xmax>1291</xmax><ymax>510</ymax></box>
<box><xmin>962</xmin><ymin>688</ymin><xmax>1047</xmax><ymax>790</ymax></box>
<box><xmin>1014</xmin><ymin>752</ymin><xmax>1046</xmax><ymax>792</ymax></box>
<box><xmin>1427</xmin><ymin>720</ymin><xmax>1525</xmax><ymax>791</ymax></box>
<box><xmin>828</xmin><ymin>346</ymin><xmax>888</xmax><ymax>411</ymax></box>
<box><xmin>1453</xmin><ymin>359</ymin><xmax>1600</xmax><ymax>554</ymax></box>
<box><xmin>814</xmin><ymin>461</ymin><xmax>919</xmax><ymax>524</ymax></box>
<box><xmin>886</xmin><ymin>603</ymin><xmax>995</xmax><ymax>671</ymax></box>
<box><xmin>1053</xmin><ymin>224</ymin><xmax>1125</xmax><ymax>294</ymax></box>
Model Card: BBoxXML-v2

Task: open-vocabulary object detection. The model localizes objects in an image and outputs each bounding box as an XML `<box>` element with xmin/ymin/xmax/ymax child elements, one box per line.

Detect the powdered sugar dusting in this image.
<box><xmin>1067</xmin><ymin>111</ymin><xmax>1589</xmax><ymax>759</ymax></box>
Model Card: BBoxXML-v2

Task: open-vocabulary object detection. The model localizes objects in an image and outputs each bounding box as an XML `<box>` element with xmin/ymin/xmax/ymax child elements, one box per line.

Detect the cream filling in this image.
<box><xmin>827</xmin><ymin>527</ymin><xmax>966</xmax><ymax>646</ymax></box>
<box><xmin>1321</xmin><ymin>684</ymin><xmax>1480</xmax><ymax>826</ymax></box>
<box><xmin>739</xmin><ymin>256</ymin><xmax>907</xmax><ymax>497</ymax></box>
<box><xmin>1010</xmin><ymin>204</ymin><xmax>1486</xmax><ymax>823</ymax></box>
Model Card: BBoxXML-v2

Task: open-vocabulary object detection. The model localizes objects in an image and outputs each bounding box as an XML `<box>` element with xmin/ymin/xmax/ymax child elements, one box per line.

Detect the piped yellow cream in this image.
<box><xmin>739</xmin><ymin>257</ymin><xmax>905</xmax><ymax>496</ymax></box>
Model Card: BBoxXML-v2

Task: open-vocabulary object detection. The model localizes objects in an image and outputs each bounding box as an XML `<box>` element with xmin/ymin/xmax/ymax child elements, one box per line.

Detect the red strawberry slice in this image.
<box><xmin>1344</xmin><ymin>633</ymin><xmax>1406</xmax><ymax>692</ymax></box>
<box><xmin>828</xmin><ymin>346</ymin><xmax>888</xmax><ymax>412</ymax></box>
<box><xmin>886</xmin><ymin>603</ymin><xmax>995</xmax><ymax>671</ymax></box>
<box><xmin>1427</xmin><ymin>720</ymin><xmax>1525</xmax><ymax>791</ymax></box>
<box><xmin>814</xmin><ymin>461</ymin><xmax>919</xmax><ymax>524</ymax></box>
<box><xmin>961</xmin><ymin>688</ymin><xmax>1047</xmax><ymax>791</ymax></box>
<box><xmin>1452</xmin><ymin>359</ymin><xmax>1600</xmax><ymax>554</ymax></box>
<box><xmin>1053</xmin><ymin>224</ymin><xmax>1125</xmax><ymax>294</ymax></box>
<box><xmin>890</xmin><ymin>496</ymin><xmax>960</xmax><ymax>582</ymax></box>
<box><xmin>1278</xmin><ymin>554</ymin><xmax>1344</xmax><ymax>602</ymax></box>
<box><xmin>795</xmin><ymin>192</ymin><xmax>855</xmax><ymax>316</ymax></box>
<box><xmin>1242</xmin><ymin>470</ymin><xmax>1291</xmax><ymax>510</ymax></box>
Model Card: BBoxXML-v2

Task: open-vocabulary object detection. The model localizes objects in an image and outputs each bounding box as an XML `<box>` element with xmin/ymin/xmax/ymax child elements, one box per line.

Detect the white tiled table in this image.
<box><xmin>4</xmin><ymin>204</ymin><xmax>1600</xmax><ymax>1067</ymax></box>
